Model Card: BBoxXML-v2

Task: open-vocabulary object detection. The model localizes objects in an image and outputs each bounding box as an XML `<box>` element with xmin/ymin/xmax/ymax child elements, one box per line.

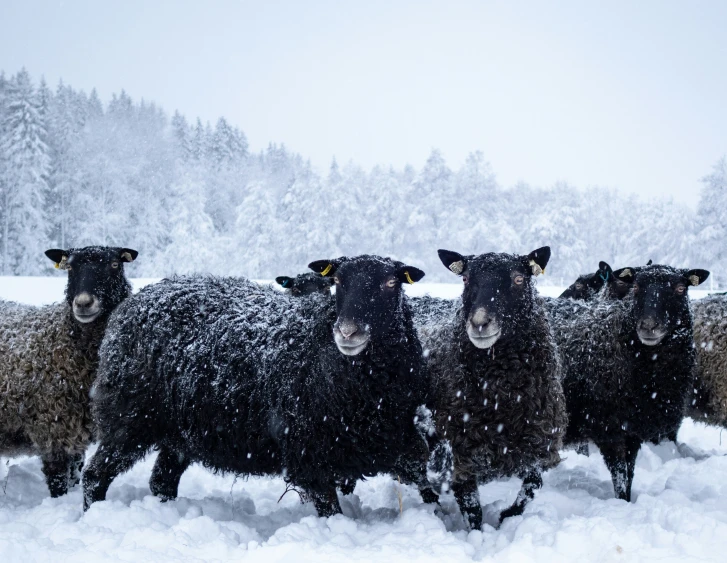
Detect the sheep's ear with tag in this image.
<box><xmin>275</xmin><ymin>276</ymin><xmax>295</xmax><ymax>288</ymax></box>
<box><xmin>613</xmin><ymin>267</ymin><xmax>635</xmax><ymax>283</ymax></box>
<box><xmin>396</xmin><ymin>266</ymin><xmax>425</xmax><ymax>284</ymax></box>
<box><xmin>438</xmin><ymin>249</ymin><xmax>467</xmax><ymax>276</ymax></box>
<box><xmin>120</xmin><ymin>248</ymin><xmax>138</xmax><ymax>262</ymax></box>
<box><xmin>684</xmin><ymin>269</ymin><xmax>710</xmax><ymax>287</ymax></box>
<box><xmin>45</xmin><ymin>249</ymin><xmax>69</xmax><ymax>269</ymax></box>
<box><xmin>527</xmin><ymin>246</ymin><xmax>551</xmax><ymax>276</ymax></box>
<box><xmin>309</xmin><ymin>258</ymin><xmax>343</xmax><ymax>277</ymax></box>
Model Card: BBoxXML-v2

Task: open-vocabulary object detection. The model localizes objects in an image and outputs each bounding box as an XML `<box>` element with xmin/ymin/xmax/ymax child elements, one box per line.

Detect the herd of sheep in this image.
<box><xmin>0</xmin><ymin>244</ymin><xmax>724</xmax><ymax>530</ymax></box>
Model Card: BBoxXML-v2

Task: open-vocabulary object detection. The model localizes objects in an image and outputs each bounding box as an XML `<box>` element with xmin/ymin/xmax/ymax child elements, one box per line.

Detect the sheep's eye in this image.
<box><xmin>575</xmin><ymin>283</ymin><xmax>583</xmax><ymax>290</ymax></box>
<box><xmin>675</xmin><ymin>284</ymin><xmax>686</xmax><ymax>295</ymax></box>
<box><xmin>514</xmin><ymin>275</ymin><xmax>524</xmax><ymax>285</ymax></box>
<box><xmin>462</xmin><ymin>275</ymin><xmax>469</xmax><ymax>285</ymax></box>
<box><xmin>333</xmin><ymin>277</ymin><xmax>340</xmax><ymax>285</ymax></box>
<box><xmin>385</xmin><ymin>277</ymin><xmax>397</xmax><ymax>288</ymax></box>
<box><xmin>633</xmin><ymin>283</ymin><xmax>639</xmax><ymax>293</ymax></box>
<box><xmin>616</xmin><ymin>280</ymin><xmax>626</xmax><ymax>287</ymax></box>
<box><xmin>111</xmin><ymin>262</ymin><xmax>119</xmax><ymax>269</ymax></box>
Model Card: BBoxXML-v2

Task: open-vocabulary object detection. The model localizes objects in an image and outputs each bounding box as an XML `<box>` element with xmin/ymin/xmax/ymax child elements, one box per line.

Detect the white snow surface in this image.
<box><xmin>1</xmin><ymin>277</ymin><xmax>725</xmax><ymax>562</ymax></box>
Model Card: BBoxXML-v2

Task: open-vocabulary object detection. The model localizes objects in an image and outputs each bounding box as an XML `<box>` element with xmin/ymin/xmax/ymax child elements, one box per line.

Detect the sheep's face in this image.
<box><xmin>439</xmin><ymin>247</ymin><xmax>550</xmax><ymax>349</ymax></box>
<box><xmin>275</xmin><ymin>273</ymin><xmax>333</xmax><ymax>296</ymax></box>
<box><xmin>309</xmin><ymin>255</ymin><xmax>424</xmax><ymax>356</ymax></box>
<box><xmin>45</xmin><ymin>246</ymin><xmax>137</xmax><ymax>324</ymax></box>
<box><xmin>631</xmin><ymin>265</ymin><xmax>709</xmax><ymax>346</ymax></box>
<box><xmin>560</xmin><ymin>262</ymin><xmax>614</xmax><ymax>301</ymax></box>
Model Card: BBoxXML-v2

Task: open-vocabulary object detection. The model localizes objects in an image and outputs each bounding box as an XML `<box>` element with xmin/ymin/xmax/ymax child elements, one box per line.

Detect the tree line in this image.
<box><xmin>0</xmin><ymin>68</ymin><xmax>725</xmax><ymax>284</ymax></box>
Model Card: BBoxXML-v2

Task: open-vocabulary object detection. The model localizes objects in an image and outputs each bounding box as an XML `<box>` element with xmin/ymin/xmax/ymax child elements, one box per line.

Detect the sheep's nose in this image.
<box><xmin>337</xmin><ymin>321</ymin><xmax>358</xmax><ymax>339</ymax></box>
<box><xmin>640</xmin><ymin>317</ymin><xmax>659</xmax><ymax>331</ymax></box>
<box><xmin>470</xmin><ymin>308</ymin><xmax>493</xmax><ymax>329</ymax></box>
<box><xmin>74</xmin><ymin>293</ymin><xmax>95</xmax><ymax>307</ymax></box>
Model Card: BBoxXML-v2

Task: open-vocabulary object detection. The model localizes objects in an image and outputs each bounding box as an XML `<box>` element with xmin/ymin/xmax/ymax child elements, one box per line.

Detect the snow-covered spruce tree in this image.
<box><xmin>0</xmin><ymin>69</ymin><xmax>51</xmax><ymax>275</ymax></box>
<box><xmin>696</xmin><ymin>156</ymin><xmax>727</xmax><ymax>287</ymax></box>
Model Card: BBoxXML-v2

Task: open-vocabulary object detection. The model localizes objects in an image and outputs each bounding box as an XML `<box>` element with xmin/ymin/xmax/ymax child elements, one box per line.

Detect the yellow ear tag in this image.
<box><xmin>320</xmin><ymin>264</ymin><xmax>333</xmax><ymax>276</ymax></box>
<box><xmin>54</xmin><ymin>263</ymin><xmax>60</xmax><ymax>269</ymax></box>
<box><xmin>404</xmin><ymin>271</ymin><xmax>414</xmax><ymax>284</ymax></box>
<box><xmin>689</xmin><ymin>275</ymin><xmax>700</xmax><ymax>286</ymax></box>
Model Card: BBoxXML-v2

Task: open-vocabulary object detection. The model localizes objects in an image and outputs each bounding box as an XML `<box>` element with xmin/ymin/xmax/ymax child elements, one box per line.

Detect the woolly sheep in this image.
<box><xmin>412</xmin><ymin>247</ymin><xmax>567</xmax><ymax>529</ymax></box>
<box><xmin>0</xmin><ymin>246</ymin><xmax>137</xmax><ymax>497</ymax></box>
<box><xmin>83</xmin><ymin>255</ymin><xmax>436</xmax><ymax>514</ymax></box>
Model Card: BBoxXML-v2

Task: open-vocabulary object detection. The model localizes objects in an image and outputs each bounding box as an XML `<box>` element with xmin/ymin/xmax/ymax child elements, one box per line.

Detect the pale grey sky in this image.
<box><xmin>1</xmin><ymin>0</ymin><xmax>725</xmax><ymax>206</ymax></box>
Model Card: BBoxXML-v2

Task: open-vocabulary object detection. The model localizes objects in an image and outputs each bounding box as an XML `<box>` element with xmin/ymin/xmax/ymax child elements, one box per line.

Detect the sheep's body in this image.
<box><xmin>544</xmin><ymin>286</ymin><xmax>696</xmax><ymax>500</ymax></box>
<box><xmin>691</xmin><ymin>294</ymin><xmax>727</xmax><ymax>427</ymax></box>
<box><xmin>85</xmin><ymin>274</ymin><xmax>430</xmax><ymax>513</ymax></box>
<box><xmin>412</xmin><ymin>294</ymin><xmax>566</xmax><ymax>525</ymax></box>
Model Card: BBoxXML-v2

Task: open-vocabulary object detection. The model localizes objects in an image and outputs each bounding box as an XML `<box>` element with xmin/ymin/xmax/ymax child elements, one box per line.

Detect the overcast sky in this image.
<box><xmin>2</xmin><ymin>0</ymin><xmax>725</xmax><ymax>207</ymax></box>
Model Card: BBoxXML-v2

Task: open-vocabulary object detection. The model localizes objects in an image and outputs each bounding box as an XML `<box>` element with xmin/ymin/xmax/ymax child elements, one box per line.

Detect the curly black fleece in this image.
<box><xmin>544</xmin><ymin>269</ymin><xmax>697</xmax><ymax>500</ymax></box>
<box><xmin>85</xmin><ymin>274</ymin><xmax>429</xmax><ymax>513</ymax></box>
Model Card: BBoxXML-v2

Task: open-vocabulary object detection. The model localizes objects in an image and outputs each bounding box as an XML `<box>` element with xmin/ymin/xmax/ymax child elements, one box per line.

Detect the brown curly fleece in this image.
<box><xmin>692</xmin><ymin>294</ymin><xmax>727</xmax><ymax>427</ymax></box>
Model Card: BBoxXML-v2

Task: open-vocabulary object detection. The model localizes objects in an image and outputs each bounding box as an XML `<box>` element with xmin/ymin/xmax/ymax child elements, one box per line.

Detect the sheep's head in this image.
<box><xmin>45</xmin><ymin>246</ymin><xmax>138</xmax><ymax>324</ymax></box>
<box><xmin>309</xmin><ymin>255</ymin><xmax>425</xmax><ymax>356</ymax></box>
<box><xmin>438</xmin><ymin>247</ymin><xmax>550</xmax><ymax>349</ymax></box>
<box><xmin>630</xmin><ymin>264</ymin><xmax>709</xmax><ymax>346</ymax></box>
<box><xmin>275</xmin><ymin>272</ymin><xmax>333</xmax><ymax>296</ymax></box>
<box><xmin>560</xmin><ymin>261</ymin><xmax>613</xmax><ymax>300</ymax></box>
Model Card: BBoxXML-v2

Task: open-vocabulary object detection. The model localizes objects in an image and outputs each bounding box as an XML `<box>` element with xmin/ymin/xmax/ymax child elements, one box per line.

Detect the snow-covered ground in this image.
<box><xmin>1</xmin><ymin>277</ymin><xmax>726</xmax><ymax>562</ymax></box>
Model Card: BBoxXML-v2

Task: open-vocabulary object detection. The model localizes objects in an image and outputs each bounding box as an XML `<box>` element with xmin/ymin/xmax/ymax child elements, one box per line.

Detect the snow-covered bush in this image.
<box><xmin>0</xmin><ymin>246</ymin><xmax>136</xmax><ymax>497</ymax></box>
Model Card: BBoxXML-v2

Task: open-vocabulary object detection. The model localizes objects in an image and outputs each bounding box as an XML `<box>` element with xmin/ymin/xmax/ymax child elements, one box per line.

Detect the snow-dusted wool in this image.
<box><xmin>275</xmin><ymin>272</ymin><xmax>333</xmax><ymax>296</ymax></box>
<box><xmin>413</xmin><ymin>248</ymin><xmax>567</xmax><ymax>529</ymax></box>
<box><xmin>545</xmin><ymin>264</ymin><xmax>709</xmax><ymax>501</ymax></box>
<box><xmin>0</xmin><ymin>246</ymin><xmax>136</xmax><ymax>497</ymax></box>
<box><xmin>691</xmin><ymin>294</ymin><xmax>727</xmax><ymax>428</ymax></box>
<box><xmin>560</xmin><ymin>261</ymin><xmax>635</xmax><ymax>301</ymax></box>
<box><xmin>84</xmin><ymin>255</ymin><xmax>434</xmax><ymax>515</ymax></box>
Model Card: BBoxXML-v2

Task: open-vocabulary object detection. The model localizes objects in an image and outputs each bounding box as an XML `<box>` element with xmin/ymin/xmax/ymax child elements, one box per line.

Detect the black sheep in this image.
<box><xmin>83</xmin><ymin>255</ymin><xmax>434</xmax><ymax>514</ymax></box>
<box><xmin>546</xmin><ymin>264</ymin><xmax>709</xmax><ymax>501</ymax></box>
<box><xmin>0</xmin><ymin>246</ymin><xmax>137</xmax><ymax>497</ymax></box>
<box><xmin>275</xmin><ymin>272</ymin><xmax>333</xmax><ymax>296</ymax></box>
<box><xmin>559</xmin><ymin>261</ymin><xmax>634</xmax><ymax>301</ymax></box>
<box><xmin>413</xmin><ymin>247</ymin><xmax>567</xmax><ymax>529</ymax></box>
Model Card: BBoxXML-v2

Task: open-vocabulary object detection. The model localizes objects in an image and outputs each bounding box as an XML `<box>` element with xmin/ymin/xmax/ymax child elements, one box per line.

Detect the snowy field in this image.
<box><xmin>1</xmin><ymin>277</ymin><xmax>726</xmax><ymax>562</ymax></box>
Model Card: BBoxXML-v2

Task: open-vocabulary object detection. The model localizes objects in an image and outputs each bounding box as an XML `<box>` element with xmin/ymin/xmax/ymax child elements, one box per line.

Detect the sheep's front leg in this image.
<box><xmin>306</xmin><ymin>486</ymin><xmax>342</xmax><ymax>517</ymax></box>
<box><xmin>599</xmin><ymin>437</ymin><xmax>641</xmax><ymax>502</ymax></box>
<box><xmin>150</xmin><ymin>446</ymin><xmax>190</xmax><ymax>501</ymax></box>
<box><xmin>499</xmin><ymin>468</ymin><xmax>542</xmax><ymax>524</ymax></box>
<box><xmin>41</xmin><ymin>452</ymin><xmax>73</xmax><ymax>497</ymax></box>
<box><xmin>83</xmin><ymin>442</ymin><xmax>148</xmax><ymax>510</ymax></box>
<box><xmin>452</xmin><ymin>478</ymin><xmax>482</xmax><ymax>530</ymax></box>
<box><xmin>68</xmin><ymin>451</ymin><xmax>85</xmax><ymax>488</ymax></box>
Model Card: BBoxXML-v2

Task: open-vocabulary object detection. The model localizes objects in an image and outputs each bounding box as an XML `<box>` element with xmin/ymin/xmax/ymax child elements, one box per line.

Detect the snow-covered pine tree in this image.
<box><xmin>0</xmin><ymin>69</ymin><xmax>51</xmax><ymax>274</ymax></box>
<box><xmin>695</xmin><ymin>156</ymin><xmax>727</xmax><ymax>286</ymax></box>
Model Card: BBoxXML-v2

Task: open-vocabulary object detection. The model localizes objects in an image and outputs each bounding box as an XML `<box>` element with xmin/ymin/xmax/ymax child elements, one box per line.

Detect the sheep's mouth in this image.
<box><xmin>466</xmin><ymin>323</ymin><xmax>501</xmax><ymax>349</ymax></box>
<box><xmin>637</xmin><ymin>330</ymin><xmax>667</xmax><ymax>346</ymax></box>
<box><xmin>334</xmin><ymin>334</ymin><xmax>370</xmax><ymax>356</ymax></box>
<box><xmin>73</xmin><ymin>308</ymin><xmax>101</xmax><ymax>323</ymax></box>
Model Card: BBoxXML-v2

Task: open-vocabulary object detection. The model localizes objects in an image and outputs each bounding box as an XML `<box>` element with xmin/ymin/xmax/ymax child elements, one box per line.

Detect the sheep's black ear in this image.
<box><xmin>438</xmin><ymin>249</ymin><xmax>466</xmax><ymax>275</ymax></box>
<box><xmin>597</xmin><ymin>261</ymin><xmax>613</xmax><ymax>282</ymax></box>
<box><xmin>646</xmin><ymin>259</ymin><xmax>653</xmax><ymax>266</ymax></box>
<box><xmin>276</xmin><ymin>276</ymin><xmax>294</xmax><ymax>288</ymax></box>
<box><xmin>527</xmin><ymin>246</ymin><xmax>550</xmax><ymax>276</ymax></box>
<box><xmin>45</xmin><ymin>249</ymin><xmax>69</xmax><ymax>269</ymax></box>
<box><xmin>396</xmin><ymin>266</ymin><xmax>425</xmax><ymax>284</ymax></box>
<box><xmin>684</xmin><ymin>269</ymin><xmax>710</xmax><ymax>286</ymax></box>
<box><xmin>613</xmin><ymin>267</ymin><xmax>635</xmax><ymax>283</ymax></box>
<box><xmin>120</xmin><ymin>248</ymin><xmax>138</xmax><ymax>262</ymax></box>
<box><xmin>309</xmin><ymin>258</ymin><xmax>343</xmax><ymax>277</ymax></box>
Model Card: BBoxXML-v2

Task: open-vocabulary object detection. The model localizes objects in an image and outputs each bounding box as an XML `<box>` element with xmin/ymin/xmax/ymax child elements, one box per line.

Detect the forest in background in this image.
<box><xmin>1</xmin><ymin>68</ymin><xmax>725</xmax><ymax>284</ymax></box>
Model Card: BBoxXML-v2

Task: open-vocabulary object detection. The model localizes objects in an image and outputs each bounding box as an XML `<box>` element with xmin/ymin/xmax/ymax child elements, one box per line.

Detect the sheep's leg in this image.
<box><xmin>498</xmin><ymin>468</ymin><xmax>542</xmax><ymax>524</ymax></box>
<box><xmin>600</xmin><ymin>438</ymin><xmax>640</xmax><ymax>502</ymax></box>
<box><xmin>83</xmin><ymin>442</ymin><xmax>148</xmax><ymax>510</ymax></box>
<box><xmin>575</xmin><ymin>443</ymin><xmax>590</xmax><ymax>456</ymax></box>
<box><xmin>149</xmin><ymin>446</ymin><xmax>190</xmax><ymax>501</ymax></box>
<box><xmin>452</xmin><ymin>478</ymin><xmax>482</xmax><ymax>530</ymax></box>
<box><xmin>41</xmin><ymin>452</ymin><xmax>73</xmax><ymax>498</ymax></box>
<box><xmin>339</xmin><ymin>479</ymin><xmax>356</xmax><ymax>496</ymax></box>
<box><xmin>68</xmin><ymin>451</ymin><xmax>85</xmax><ymax>489</ymax></box>
<box><xmin>307</xmin><ymin>486</ymin><xmax>342</xmax><ymax>517</ymax></box>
